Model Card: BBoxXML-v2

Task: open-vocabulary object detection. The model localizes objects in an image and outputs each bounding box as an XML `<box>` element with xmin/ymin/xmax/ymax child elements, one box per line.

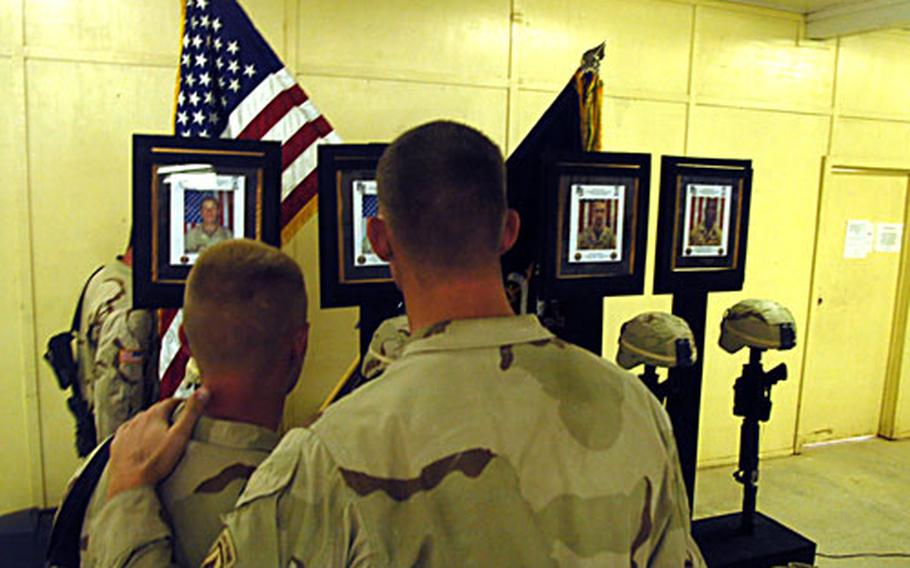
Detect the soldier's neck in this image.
<box><xmin>401</xmin><ymin>265</ymin><xmax>515</xmax><ymax>333</ymax></box>
<box><xmin>201</xmin><ymin>376</ymin><xmax>284</xmax><ymax>431</ymax></box>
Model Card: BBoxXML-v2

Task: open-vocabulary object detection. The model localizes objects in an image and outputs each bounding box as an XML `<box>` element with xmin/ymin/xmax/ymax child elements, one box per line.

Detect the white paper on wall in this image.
<box><xmin>843</xmin><ymin>219</ymin><xmax>874</xmax><ymax>259</ymax></box>
<box><xmin>875</xmin><ymin>223</ymin><xmax>903</xmax><ymax>253</ymax></box>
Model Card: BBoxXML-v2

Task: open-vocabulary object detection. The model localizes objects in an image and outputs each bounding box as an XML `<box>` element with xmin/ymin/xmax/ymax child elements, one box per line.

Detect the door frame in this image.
<box><xmin>794</xmin><ymin>156</ymin><xmax>910</xmax><ymax>451</ymax></box>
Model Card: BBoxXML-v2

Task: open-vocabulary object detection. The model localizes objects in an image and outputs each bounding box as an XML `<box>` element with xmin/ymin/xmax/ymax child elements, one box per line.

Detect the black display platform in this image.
<box><xmin>692</xmin><ymin>511</ymin><xmax>815</xmax><ymax>567</ymax></box>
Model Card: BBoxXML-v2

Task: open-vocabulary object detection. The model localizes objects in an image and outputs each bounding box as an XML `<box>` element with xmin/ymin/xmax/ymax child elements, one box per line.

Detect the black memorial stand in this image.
<box><xmin>559</xmin><ymin>295</ymin><xmax>605</xmax><ymax>355</ymax></box>
<box><xmin>665</xmin><ymin>288</ymin><xmax>708</xmax><ymax>505</ymax></box>
<box><xmin>692</xmin><ymin>512</ymin><xmax>816</xmax><ymax>567</ymax></box>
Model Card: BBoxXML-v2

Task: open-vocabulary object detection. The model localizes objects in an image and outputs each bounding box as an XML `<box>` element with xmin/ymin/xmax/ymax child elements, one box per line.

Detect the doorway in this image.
<box><xmin>797</xmin><ymin>158</ymin><xmax>910</xmax><ymax>447</ymax></box>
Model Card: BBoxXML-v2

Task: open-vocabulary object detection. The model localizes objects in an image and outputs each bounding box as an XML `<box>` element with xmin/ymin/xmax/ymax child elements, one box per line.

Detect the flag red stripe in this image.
<box><xmin>160</xmin><ymin>349</ymin><xmax>190</xmax><ymax>399</ymax></box>
<box><xmin>280</xmin><ymin>170</ymin><xmax>318</xmax><ymax>227</ymax></box>
<box><xmin>159</xmin><ymin>308</ymin><xmax>179</xmax><ymax>337</ymax></box>
<box><xmin>281</xmin><ymin>115</ymin><xmax>332</xmax><ymax>170</ymax></box>
<box><xmin>237</xmin><ymin>85</ymin><xmax>308</xmax><ymax>141</ymax></box>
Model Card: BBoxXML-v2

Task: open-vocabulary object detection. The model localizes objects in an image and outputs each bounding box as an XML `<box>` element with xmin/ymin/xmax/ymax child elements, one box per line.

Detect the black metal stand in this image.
<box><xmin>665</xmin><ymin>289</ymin><xmax>708</xmax><ymax>507</ymax></box>
<box><xmin>547</xmin><ymin>294</ymin><xmax>605</xmax><ymax>355</ymax></box>
<box><xmin>692</xmin><ymin>512</ymin><xmax>816</xmax><ymax>567</ymax></box>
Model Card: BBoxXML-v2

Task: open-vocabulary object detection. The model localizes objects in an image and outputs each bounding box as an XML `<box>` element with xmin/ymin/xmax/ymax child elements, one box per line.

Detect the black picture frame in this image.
<box><xmin>318</xmin><ymin>144</ymin><xmax>400</xmax><ymax>309</ymax></box>
<box><xmin>132</xmin><ymin>134</ymin><xmax>281</xmax><ymax>308</ymax></box>
<box><xmin>653</xmin><ymin>156</ymin><xmax>753</xmax><ymax>294</ymax></box>
<box><xmin>540</xmin><ymin>152</ymin><xmax>650</xmax><ymax>298</ymax></box>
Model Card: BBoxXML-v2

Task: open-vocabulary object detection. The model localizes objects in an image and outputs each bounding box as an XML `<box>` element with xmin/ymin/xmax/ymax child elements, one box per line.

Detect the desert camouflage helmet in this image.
<box><xmin>616</xmin><ymin>312</ymin><xmax>697</xmax><ymax>370</ymax></box>
<box><xmin>719</xmin><ymin>299</ymin><xmax>796</xmax><ymax>353</ymax></box>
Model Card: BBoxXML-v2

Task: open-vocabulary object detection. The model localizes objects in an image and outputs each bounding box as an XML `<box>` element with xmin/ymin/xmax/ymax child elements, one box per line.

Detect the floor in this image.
<box><xmin>694</xmin><ymin>436</ymin><xmax>910</xmax><ymax>567</ymax></box>
<box><xmin>2</xmin><ymin>437</ymin><xmax>908</xmax><ymax>566</ymax></box>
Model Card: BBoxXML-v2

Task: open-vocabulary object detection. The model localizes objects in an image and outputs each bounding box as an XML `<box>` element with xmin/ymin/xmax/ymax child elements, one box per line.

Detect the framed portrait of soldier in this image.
<box><xmin>653</xmin><ymin>156</ymin><xmax>753</xmax><ymax>294</ymax></box>
<box><xmin>317</xmin><ymin>144</ymin><xmax>400</xmax><ymax>308</ymax></box>
<box><xmin>540</xmin><ymin>152</ymin><xmax>650</xmax><ymax>297</ymax></box>
<box><xmin>132</xmin><ymin>135</ymin><xmax>281</xmax><ymax>307</ymax></box>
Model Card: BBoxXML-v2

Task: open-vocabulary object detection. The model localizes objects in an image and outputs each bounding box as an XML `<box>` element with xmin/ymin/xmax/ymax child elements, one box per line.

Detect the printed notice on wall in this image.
<box><xmin>875</xmin><ymin>223</ymin><xmax>903</xmax><ymax>253</ymax></box>
<box><xmin>844</xmin><ymin>220</ymin><xmax>874</xmax><ymax>259</ymax></box>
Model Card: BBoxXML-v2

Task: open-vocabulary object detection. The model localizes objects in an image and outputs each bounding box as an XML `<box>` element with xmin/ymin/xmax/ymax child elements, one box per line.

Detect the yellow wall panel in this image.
<box><xmin>516</xmin><ymin>0</ymin><xmax>691</xmax><ymax>97</ymax></box>
<box><xmin>837</xmin><ymin>32</ymin><xmax>910</xmax><ymax>120</ymax></box>
<box><xmin>298</xmin><ymin>74</ymin><xmax>509</xmax><ymax>148</ymax></box>
<box><xmin>832</xmin><ymin>118</ymin><xmax>910</xmax><ymax>163</ymax></box>
<box><xmin>281</xmin><ymin>219</ymin><xmax>359</xmax><ymax>428</ymax></box>
<box><xmin>599</xmin><ymin>98</ymin><xmax>687</xmax><ymax>358</ymax></box>
<box><xmin>688</xmin><ymin>105</ymin><xmax>830</xmax><ymax>463</ymax></box>
<box><xmin>0</xmin><ymin>57</ymin><xmax>36</xmax><ymax>515</ymax></box>
<box><xmin>296</xmin><ymin>0</ymin><xmax>511</xmax><ymax>82</ymax></box>
<box><xmin>510</xmin><ymin>88</ymin><xmax>558</xmax><ymax>154</ymax></box>
<box><xmin>25</xmin><ymin>0</ymin><xmax>181</xmax><ymax>56</ymax></box>
<box><xmin>694</xmin><ymin>7</ymin><xmax>835</xmax><ymax>110</ymax></box>
<box><xmin>26</xmin><ymin>60</ymin><xmax>176</xmax><ymax>504</ymax></box>
<box><xmin>0</xmin><ymin>1</ymin><xmax>15</xmax><ymax>51</ymax></box>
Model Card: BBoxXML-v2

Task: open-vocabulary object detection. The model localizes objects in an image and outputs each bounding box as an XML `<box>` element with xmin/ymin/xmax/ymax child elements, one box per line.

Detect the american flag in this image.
<box><xmin>159</xmin><ymin>0</ymin><xmax>340</xmax><ymax>397</ymax></box>
<box><xmin>362</xmin><ymin>193</ymin><xmax>379</xmax><ymax>220</ymax></box>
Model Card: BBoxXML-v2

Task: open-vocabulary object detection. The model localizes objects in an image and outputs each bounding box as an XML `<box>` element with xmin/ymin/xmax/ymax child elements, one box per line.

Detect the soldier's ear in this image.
<box><xmin>498</xmin><ymin>209</ymin><xmax>520</xmax><ymax>255</ymax></box>
<box><xmin>367</xmin><ymin>216</ymin><xmax>393</xmax><ymax>261</ymax></box>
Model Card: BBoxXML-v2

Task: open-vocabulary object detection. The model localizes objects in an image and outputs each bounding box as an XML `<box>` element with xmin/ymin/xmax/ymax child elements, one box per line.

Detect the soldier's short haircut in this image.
<box><xmin>183</xmin><ymin>239</ymin><xmax>307</xmax><ymax>376</ymax></box>
<box><xmin>376</xmin><ymin>120</ymin><xmax>506</xmax><ymax>270</ymax></box>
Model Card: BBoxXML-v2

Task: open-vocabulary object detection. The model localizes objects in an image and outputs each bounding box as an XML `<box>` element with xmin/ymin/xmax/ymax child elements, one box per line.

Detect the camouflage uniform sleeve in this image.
<box><xmin>646</xmin><ymin>399</ymin><xmax>707</xmax><ymax>567</ymax></box>
<box><xmin>93</xmin><ymin>309</ymin><xmax>157</xmax><ymax>440</ymax></box>
<box><xmin>86</xmin><ymin>486</ymin><xmax>178</xmax><ymax>567</ymax></box>
<box><xmin>202</xmin><ymin>428</ymin><xmax>366</xmax><ymax>567</ymax></box>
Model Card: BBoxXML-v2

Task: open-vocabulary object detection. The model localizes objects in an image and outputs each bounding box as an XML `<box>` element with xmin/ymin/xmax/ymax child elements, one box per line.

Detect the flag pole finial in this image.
<box><xmin>580</xmin><ymin>41</ymin><xmax>606</xmax><ymax>75</ymax></box>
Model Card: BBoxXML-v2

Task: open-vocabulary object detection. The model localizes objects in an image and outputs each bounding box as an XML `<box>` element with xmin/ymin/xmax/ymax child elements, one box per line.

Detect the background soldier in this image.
<box><xmin>185</xmin><ymin>196</ymin><xmax>232</xmax><ymax>253</ymax></box>
<box><xmin>76</xmin><ymin>239</ymin><xmax>308</xmax><ymax>567</ymax></box>
<box><xmin>578</xmin><ymin>199</ymin><xmax>616</xmax><ymax>249</ymax></box>
<box><xmin>77</xmin><ymin>240</ymin><xmax>158</xmax><ymax>442</ymax></box>
<box><xmin>689</xmin><ymin>198</ymin><xmax>722</xmax><ymax>246</ymax></box>
<box><xmin>89</xmin><ymin>121</ymin><xmax>703</xmax><ymax>567</ymax></box>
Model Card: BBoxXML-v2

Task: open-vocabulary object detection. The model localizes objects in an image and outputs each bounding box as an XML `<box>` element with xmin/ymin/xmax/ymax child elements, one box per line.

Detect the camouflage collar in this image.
<box><xmin>404</xmin><ymin>315</ymin><xmax>553</xmax><ymax>355</ymax></box>
<box><xmin>192</xmin><ymin>415</ymin><xmax>281</xmax><ymax>452</ymax></box>
<box><xmin>173</xmin><ymin>403</ymin><xmax>281</xmax><ymax>452</ymax></box>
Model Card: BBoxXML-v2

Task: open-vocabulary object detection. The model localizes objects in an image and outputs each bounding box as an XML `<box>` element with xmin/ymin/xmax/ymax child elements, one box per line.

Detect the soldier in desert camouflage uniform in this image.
<box><xmin>77</xmin><ymin>248</ymin><xmax>158</xmax><ymax>442</ymax></box>
<box><xmin>89</xmin><ymin>121</ymin><xmax>704</xmax><ymax>567</ymax></box>
<box><xmin>577</xmin><ymin>199</ymin><xmax>617</xmax><ymax>250</ymax></box>
<box><xmin>79</xmin><ymin>239</ymin><xmax>308</xmax><ymax>567</ymax></box>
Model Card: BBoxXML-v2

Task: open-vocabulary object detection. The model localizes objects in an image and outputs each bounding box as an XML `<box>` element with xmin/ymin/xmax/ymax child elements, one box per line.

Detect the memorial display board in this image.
<box><xmin>132</xmin><ymin>134</ymin><xmax>281</xmax><ymax>307</ymax></box>
<box><xmin>540</xmin><ymin>152</ymin><xmax>650</xmax><ymax>298</ymax></box>
<box><xmin>317</xmin><ymin>144</ymin><xmax>399</xmax><ymax>308</ymax></box>
<box><xmin>654</xmin><ymin>156</ymin><xmax>753</xmax><ymax>293</ymax></box>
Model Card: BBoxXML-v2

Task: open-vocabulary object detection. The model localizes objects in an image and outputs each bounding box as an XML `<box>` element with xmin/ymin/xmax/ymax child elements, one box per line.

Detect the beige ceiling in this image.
<box><xmin>724</xmin><ymin>0</ymin><xmax>858</xmax><ymax>14</ymax></box>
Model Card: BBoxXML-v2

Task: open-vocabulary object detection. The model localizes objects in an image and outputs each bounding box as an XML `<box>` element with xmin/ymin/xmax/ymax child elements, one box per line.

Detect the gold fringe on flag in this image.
<box><xmin>280</xmin><ymin>195</ymin><xmax>319</xmax><ymax>246</ymax></box>
<box><xmin>574</xmin><ymin>41</ymin><xmax>606</xmax><ymax>152</ymax></box>
<box><xmin>574</xmin><ymin>70</ymin><xmax>603</xmax><ymax>152</ymax></box>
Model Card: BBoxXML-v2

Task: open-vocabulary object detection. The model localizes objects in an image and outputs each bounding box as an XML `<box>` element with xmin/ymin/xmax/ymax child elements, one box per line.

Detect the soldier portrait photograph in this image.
<box><xmin>681</xmin><ymin>183</ymin><xmax>731</xmax><ymax>257</ymax></box>
<box><xmin>568</xmin><ymin>183</ymin><xmax>624</xmax><ymax>263</ymax></box>
<box><xmin>184</xmin><ymin>192</ymin><xmax>234</xmax><ymax>254</ymax></box>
